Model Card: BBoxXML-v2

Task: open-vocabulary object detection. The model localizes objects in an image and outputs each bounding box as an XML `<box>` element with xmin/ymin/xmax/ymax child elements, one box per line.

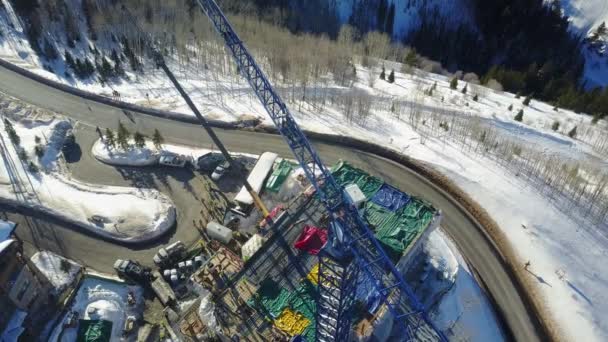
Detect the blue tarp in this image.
<box><xmin>371</xmin><ymin>184</ymin><xmax>411</xmax><ymax>212</ymax></box>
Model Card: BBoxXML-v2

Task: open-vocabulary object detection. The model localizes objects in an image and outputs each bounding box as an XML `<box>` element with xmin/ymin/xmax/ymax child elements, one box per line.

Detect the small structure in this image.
<box><xmin>241</xmin><ymin>234</ymin><xmax>265</xmax><ymax>261</ymax></box>
<box><xmin>234</xmin><ymin>152</ymin><xmax>278</xmax><ymax>208</ymax></box>
<box><xmin>206</xmin><ymin>221</ymin><xmax>233</xmax><ymax>245</ymax></box>
<box><xmin>0</xmin><ymin>220</ymin><xmax>53</xmax><ymax>339</ymax></box>
<box><xmin>345</xmin><ymin>183</ymin><xmax>366</xmax><ymax>209</ymax></box>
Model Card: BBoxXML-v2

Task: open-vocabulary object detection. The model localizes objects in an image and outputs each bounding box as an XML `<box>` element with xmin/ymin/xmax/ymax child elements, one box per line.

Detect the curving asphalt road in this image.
<box><xmin>0</xmin><ymin>64</ymin><xmax>543</xmax><ymax>341</ymax></box>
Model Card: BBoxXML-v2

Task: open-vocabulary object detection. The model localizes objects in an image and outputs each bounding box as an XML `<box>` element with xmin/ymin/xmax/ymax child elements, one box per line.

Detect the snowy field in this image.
<box><xmin>0</xmin><ymin>99</ymin><xmax>176</xmax><ymax>243</ymax></box>
<box><xmin>0</xmin><ymin>2</ymin><xmax>606</xmax><ymax>339</ymax></box>
<box><xmin>49</xmin><ymin>275</ymin><xmax>144</xmax><ymax>342</ymax></box>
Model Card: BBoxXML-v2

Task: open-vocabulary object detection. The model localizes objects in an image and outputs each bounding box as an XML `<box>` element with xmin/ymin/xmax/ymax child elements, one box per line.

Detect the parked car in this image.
<box><xmin>196</xmin><ymin>152</ymin><xmax>225</xmax><ymax>171</ymax></box>
<box><xmin>211</xmin><ymin>161</ymin><xmax>230</xmax><ymax>181</ymax></box>
<box><xmin>113</xmin><ymin>259</ymin><xmax>152</xmax><ymax>284</ymax></box>
<box><xmin>159</xmin><ymin>154</ymin><xmax>187</xmax><ymax>168</ymax></box>
<box><xmin>153</xmin><ymin>241</ymin><xmax>186</xmax><ymax>267</ymax></box>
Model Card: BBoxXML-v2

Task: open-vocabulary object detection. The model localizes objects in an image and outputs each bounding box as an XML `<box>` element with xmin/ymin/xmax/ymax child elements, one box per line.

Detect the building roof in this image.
<box><xmin>0</xmin><ymin>220</ymin><xmax>16</xmax><ymax>242</ymax></box>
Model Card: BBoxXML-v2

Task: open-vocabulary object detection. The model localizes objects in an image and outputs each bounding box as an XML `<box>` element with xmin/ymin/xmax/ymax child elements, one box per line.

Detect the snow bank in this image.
<box><xmin>31</xmin><ymin>251</ymin><xmax>82</xmax><ymax>296</ymax></box>
<box><xmin>428</xmin><ymin>230</ymin><xmax>505</xmax><ymax>341</ymax></box>
<box><xmin>92</xmin><ymin>138</ymin><xmax>159</xmax><ymax>167</ymax></box>
<box><xmin>92</xmin><ymin>137</ymin><xmax>258</xmax><ymax>168</ymax></box>
<box><xmin>0</xmin><ymin>117</ymin><xmax>176</xmax><ymax>243</ymax></box>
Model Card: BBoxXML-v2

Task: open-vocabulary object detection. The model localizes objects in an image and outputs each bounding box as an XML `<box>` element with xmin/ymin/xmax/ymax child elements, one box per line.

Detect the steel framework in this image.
<box><xmin>187</xmin><ymin>1</ymin><xmax>448</xmax><ymax>340</ymax></box>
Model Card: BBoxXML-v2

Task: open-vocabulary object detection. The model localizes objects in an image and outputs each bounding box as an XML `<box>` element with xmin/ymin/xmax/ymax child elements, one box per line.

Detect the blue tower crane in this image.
<box><xmin>155</xmin><ymin>1</ymin><xmax>447</xmax><ymax>340</ymax></box>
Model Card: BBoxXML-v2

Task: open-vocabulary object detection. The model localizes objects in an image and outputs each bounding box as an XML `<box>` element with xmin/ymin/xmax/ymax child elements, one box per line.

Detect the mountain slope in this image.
<box><xmin>558</xmin><ymin>0</ymin><xmax>608</xmax><ymax>88</ymax></box>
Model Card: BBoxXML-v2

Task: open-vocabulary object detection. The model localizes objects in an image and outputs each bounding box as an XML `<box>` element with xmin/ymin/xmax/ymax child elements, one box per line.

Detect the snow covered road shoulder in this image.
<box><xmin>0</xmin><ymin>112</ymin><xmax>176</xmax><ymax>243</ymax></box>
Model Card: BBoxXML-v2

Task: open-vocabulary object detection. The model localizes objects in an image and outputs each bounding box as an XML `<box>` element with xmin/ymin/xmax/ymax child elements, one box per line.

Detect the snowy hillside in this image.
<box><xmin>557</xmin><ymin>0</ymin><xmax>608</xmax><ymax>87</ymax></box>
<box><xmin>559</xmin><ymin>0</ymin><xmax>608</xmax><ymax>34</ymax></box>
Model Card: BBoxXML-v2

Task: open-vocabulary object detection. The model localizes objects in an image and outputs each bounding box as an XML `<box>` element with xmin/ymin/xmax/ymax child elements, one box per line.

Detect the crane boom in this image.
<box><xmin>192</xmin><ymin>1</ymin><xmax>447</xmax><ymax>340</ymax></box>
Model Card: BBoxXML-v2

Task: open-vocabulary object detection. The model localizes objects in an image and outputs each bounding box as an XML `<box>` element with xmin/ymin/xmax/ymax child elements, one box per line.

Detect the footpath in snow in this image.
<box><xmin>0</xmin><ymin>98</ymin><xmax>176</xmax><ymax>243</ymax></box>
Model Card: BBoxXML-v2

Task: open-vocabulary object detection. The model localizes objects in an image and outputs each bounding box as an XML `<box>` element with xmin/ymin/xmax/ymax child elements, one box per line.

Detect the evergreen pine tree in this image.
<box><xmin>523</xmin><ymin>95</ymin><xmax>532</xmax><ymax>106</ymax></box>
<box><xmin>133</xmin><ymin>131</ymin><xmax>146</xmax><ymax>148</ymax></box>
<box><xmin>388</xmin><ymin>70</ymin><xmax>395</xmax><ymax>83</ymax></box>
<box><xmin>380</xmin><ymin>66</ymin><xmax>386</xmax><ymax>80</ymax></box>
<box><xmin>473</xmin><ymin>94</ymin><xmax>479</xmax><ymax>101</ymax></box>
<box><xmin>462</xmin><ymin>84</ymin><xmax>468</xmax><ymax>94</ymax></box>
<box><xmin>34</xmin><ymin>145</ymin><xmax>45</xmax><ymax>159</ymax></box>
<box><xmin>116</xmin><ymin>121</ymin><xmax>130</xmax><ymax>150</ymax></box>
<box><xmin>508</xmin><ymin>104</ymin><xmax>513</xmax><ymax>111</ymax></box>
<box><xmin>568</xmin><ymin>126</ymin><xmax>577</xmax><ymax>138</ymax></box>
<box><xmin>4</xmin><ymin>119</ymin><xmax>19</xmax><ymax>145</ymax></box>
<box><xmin>450</xmin><ymin>77</ymin><xmax>458</xmax><ymax>90</ymax></box>
<box><xmin>514</xmin><ymin>109</ymin><xmax>524</xmax><ymax>122</ymax></box>
<box><xmin>84</xmin><ymin>59</ymin><xmax>95</xmax><ymax>77</ymax></box>
<box><xmin>551</xmin><ymin>121</ymin><xmax>560</xmax><ymax>131</ymax></box>
<box><xmin>105</xmin><ymin>128</ymin><xmax>115</xmax><ymax>148</ymax></box>
<box><xmin>152</xmin><ymin>129</ymin><xmax>164</xmax><ymax>150</ymax></box>
<box><xmin>43</xmin><ymin>39</ymin><xmax>58</xmax><ymax>60</ymax></box>
<box><xmin>405</xmin><ymin>50</ymin><xmax>418</xmax><ymax>67</ymax></box>
<box><xmin>65</xmin><ymin>50</ymin><xmax>74</xmax><ymax>68</ymax></box>
<box><xmin>74</xmin><ymin>58</ymin><xmax>84</xmax><ymax>78</ymax></box>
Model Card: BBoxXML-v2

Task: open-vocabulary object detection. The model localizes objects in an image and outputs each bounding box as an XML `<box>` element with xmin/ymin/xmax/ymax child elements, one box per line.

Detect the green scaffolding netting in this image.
<box><xmin>248</xmin><ymin>279</ymin><xmax>318</xmax><ymax>341</ymax></box>
<box><xmin>247</xmin><ymin>279</ymin><xmax>292</xmax><ymax>318</ymax></box>
<box><xmin>76</xmin><ymin>320</ymin><xmax>112</xmax><ymax>342</ymax></box>
<box><xmin>368</xmin><ymin>199</ymin><xmax>435</xmax><ymax>260</ymax></box>
<box><xmin>330</xmin><ymin>161</ymin><xmax>437</xmax><ymax>259</ymax></box>
<box><xmin>331</xmin><ymin>162</ymin><xmax>383</xmax><ymax>198</ymax></box>
<box><xmin>288</xmin><ymin>280</ymin><xmax>317</xmax><ymax>342</ymax></box>
<box><xmin>265</xmin><ymin>160</ymin><xmax>296</xmax><ymax>193</ymax></box>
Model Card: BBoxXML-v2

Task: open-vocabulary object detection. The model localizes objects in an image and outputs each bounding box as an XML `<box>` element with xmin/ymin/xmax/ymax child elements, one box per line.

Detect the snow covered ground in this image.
<box><xmin>427</xmin><ymin>229</ymin><xmax>505</xmax><ymax>341</ymax></box>
<box><xmin>0</xmin><ymin>100</ymin><xmax>176</xmax><ymax>243</ymax></box>
<box><xmin>49</xmin><ymin>275</ymin><xmax>144</xmax><ymax>342</ymax></box>
<box><xmin>31</xmin><ymin>250</ymin><xmax>82</xmax><ymax>297</ymax></box>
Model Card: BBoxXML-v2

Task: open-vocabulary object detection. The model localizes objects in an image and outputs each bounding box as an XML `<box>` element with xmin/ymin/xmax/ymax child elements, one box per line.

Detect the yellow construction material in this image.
<box><xmin>274</xmin><ymin>308</ymin><xmax>310</xmax><ymax>336</ymax></box>
<box><xmin>306</xmin><ymin>264</ymin><xmax>319</xmax><ymax>285</ymax></box>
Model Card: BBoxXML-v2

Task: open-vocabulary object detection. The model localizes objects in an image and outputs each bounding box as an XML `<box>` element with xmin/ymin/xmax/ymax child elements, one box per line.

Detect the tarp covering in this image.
<box><xmin>294</xmin><ymin>226</ymin><xmax>328</xmax><ymax>255</ymax></box>
<box><xmin>331</xmin><ymin>162</ymin><xmax>383</xmax><ymax>198</ymax></box>
<box><xmin>265</xmin><ymin>159</ymin><xmax>295</xmax><ymax>193</ymax></box>
<box><xmin>247</xmin><ymin>279</ymin><xmax>317</xmax><ymax>341</ymax></box>
<box><xmin>288</xmin><ymin>281</ymin><xmax>317</xmax><ymax>342</ymax></box>
<box><xmin>306</xmin><ymin>264</ymin><xmax>319</xmax><ymax>285</ymax></box>
<box><xmin>274</xmin><ymin>308</ymin><xmax>310</xmax><ymax>336</ymax></box>
<box><xmin>76</xmin><ymin>320</ymin><xmax>113</xmax><ymax>342</ymax></box>
<box><xmin>371</xmin><ymin>183</ymin><xmax>411</xmax><ymax>212</ymax></box>
<box><xmin>330</xmin><ymin>161</ymin><xmax>437</xmax><ymax>260</ymax></box>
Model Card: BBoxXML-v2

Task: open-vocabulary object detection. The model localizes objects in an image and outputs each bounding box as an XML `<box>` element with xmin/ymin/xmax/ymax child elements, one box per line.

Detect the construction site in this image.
<box><xmin>162</xmin><ymin>155</ymin><xmax>444</xmax><ymax>341</ymax></box>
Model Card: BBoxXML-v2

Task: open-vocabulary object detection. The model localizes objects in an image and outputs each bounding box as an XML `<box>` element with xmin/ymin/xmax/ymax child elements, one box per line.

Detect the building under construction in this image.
<box><xmin>184</xmin><ymin>160</ymin><xmax>442</xmax><ymax>341</ymax></box>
